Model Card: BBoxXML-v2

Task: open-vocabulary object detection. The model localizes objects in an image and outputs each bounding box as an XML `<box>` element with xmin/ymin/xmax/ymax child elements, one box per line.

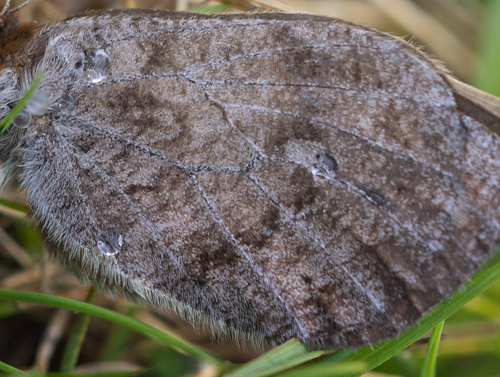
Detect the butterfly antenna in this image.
<box><xmin>7</xmin><ymin>0</ymin><xmax>33</xmax><ymax>15</ymax></box>
<box><xmin>0</xmin><ymin>0</ymin><xmax>11</xmax><ymax>17</ymax></box>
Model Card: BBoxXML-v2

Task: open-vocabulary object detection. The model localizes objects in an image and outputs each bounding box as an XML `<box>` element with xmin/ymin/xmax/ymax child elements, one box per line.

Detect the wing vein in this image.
<box><xmin>92</xmin><ymin>72</ymin><xmax>448</xmax><ymax>109</ymax></box>
<box><xmin>246</xmin><ymin>173</ymin><xmax>402</xmax><ymax>337</ymax></box>
<box><xmin>56</xmin><ymin>114</ymin><xmax>253</xmax><ymax>174</ymax></box>
<box><xmin>188</xmin><ymin>173</ymin><xmax>307</xmax><ymax>340</ymax></box>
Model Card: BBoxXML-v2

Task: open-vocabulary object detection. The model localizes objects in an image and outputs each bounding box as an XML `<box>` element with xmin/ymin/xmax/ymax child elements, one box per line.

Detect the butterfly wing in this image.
<box><xmin>17</xmin><ymin>10</ymin><xmax>500</xmax><ymax>348</ymax></box>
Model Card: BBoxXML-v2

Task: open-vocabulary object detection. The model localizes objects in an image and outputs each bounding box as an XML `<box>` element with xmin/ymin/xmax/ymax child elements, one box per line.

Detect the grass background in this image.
<box><xmin>0</xmin><ymin>0</ymin><xmax>499</xmax><ymax>376</ymax></box>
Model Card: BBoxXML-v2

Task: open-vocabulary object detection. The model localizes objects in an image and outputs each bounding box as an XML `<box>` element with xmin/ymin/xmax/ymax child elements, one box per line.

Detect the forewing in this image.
<box><xmin>19</xmin><ymin>10</ymin><xmax>500</xmax><ymax>348</ymax></box>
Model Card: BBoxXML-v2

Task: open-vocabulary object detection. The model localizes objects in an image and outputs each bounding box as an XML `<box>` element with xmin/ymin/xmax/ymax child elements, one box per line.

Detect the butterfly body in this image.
<box><xmin>1</xmin><ymin>9</ymin><xmax>500</xmax><ymax>349</ymax></box>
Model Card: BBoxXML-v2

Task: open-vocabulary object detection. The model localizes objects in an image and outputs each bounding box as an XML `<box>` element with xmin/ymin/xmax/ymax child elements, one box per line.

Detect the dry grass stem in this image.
<box><xmin>0</xmin><ymin>227</ymin><xmax>33</xmax><ymax>268</ymax></box>
<box><xmin>367</xmin><ymin>0</ymin><xmax>477</xmax><ymax>79</ymax></box>
<box><xmin>33</xmin><ymin>308</ymin><xmax>71</xmax><ymax>371</ymax></box>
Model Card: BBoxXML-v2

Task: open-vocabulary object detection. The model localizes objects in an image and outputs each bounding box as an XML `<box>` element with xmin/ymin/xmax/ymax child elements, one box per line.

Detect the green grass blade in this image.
<box><xmin>99</xmin><ymin>309</ymin><xmax>134</xmax><ymax>361</ymax></box>
<box><xmin>0</xmin><ymin>198</ymin><xmax>28</xmax><ymax>213</ymax></box>
<box><xmin>273</xmin><ymin>361</ymin><xmax>366</xmax><ymax>377</ymax></box>
<box><xmin>60</xmin><ymin>288</ymin><xmax>97</xmax><ymax>373</ymax></box>
<box><xmin>0</xmin><ymin>72</ymin><xmax>43</xmax><ymax>134</ymax></box>
<box><xmin>420</xmin><ymin>320</ymin><xmax>444</xmax><ymax>377</ymax></box>
<box><xmin>225</xmin><ymin>339</ymin><xmax>324</xmax><ymax>377</ymax></box>
<box><xmin>0</xmin><ymin>289</ymin><xmax>222</xmax><ymax>367</ymax></box>
<box><xmin>192</xmin><ymin>3</ymin><xmax>231</xmax><ymax>14</ymax></box>
<box><xmin>46</xmin><ymin>370</ymin><xmax>147</xmax><ymax>377</ymax></box>
<box><xmin>476</xmin><ymin>0</ymin><xmax>500</xmax><ymax>96</ymax></box>
<box><xmin>318</xmin><ymin>349</ymin><xmax>353</xmax><ymax>365</ymax></box>
<box><xmin>0</xmin><ymin>360</ymin><xmax>22</xmax><ymax>374</ymax></box>
<box><xmin>321</xmin><ymin>252</ymin><xmax>500</xmax><ymax>375</ymax></box>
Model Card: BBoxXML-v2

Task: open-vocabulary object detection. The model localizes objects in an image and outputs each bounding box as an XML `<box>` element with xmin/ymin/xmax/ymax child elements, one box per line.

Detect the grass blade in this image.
<box><xmin>0</xmin><ymin>360</ymin><xmax>22</xmax><ymax>374</ymax></box>
<box><xmin>59</xmin><ymin>288</ymin><xmax>97</xmax><ymax>372</ymax></box>
<box><xmin>476</xmin><ymin>0</ymin><xmax>500</xmax><ymax>96</ymax></box>
<box><xmin>420</xmin><ymin>320</ymin><xmax>445</xmax><ymax>377</ymax></box>
<box><xmin>0</xmin><ymin>289</ymin><xmax>222</xmax><ymax>367</ymax></box>
<box><xmin>0</xmin><ymin>198</ymin><xmax>28</xmax><ymax>213</ymax></box>
<box><xmin>192</xmin><ymin>3</ymin><xmax>231</xmax><ymax>13</ymax></box>
<box><xmin>0</xmin><ymin>72</ymin><xmax>43</xmax><ymax>134</ymax></box>
<box><xmin>46</xmin><ymin>370</ymin><xmax>147</xmax><ymax>377</ymax></box>
<box><xmin>273</xmin><ymin>361</ymin><xmax>366</xmax><ymax>377</ymax></box>
<box><xmin>225</xmin><ymin>339</ymin><xmax>324</xmax><ymax>377</ymax></box>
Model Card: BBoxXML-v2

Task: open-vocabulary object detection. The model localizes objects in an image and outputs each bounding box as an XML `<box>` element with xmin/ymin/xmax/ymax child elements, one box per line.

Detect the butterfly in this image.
<box><xmin>1</xmin><ymin>6</ymin><xmax>500</xmax><ymax>349</ymax></box>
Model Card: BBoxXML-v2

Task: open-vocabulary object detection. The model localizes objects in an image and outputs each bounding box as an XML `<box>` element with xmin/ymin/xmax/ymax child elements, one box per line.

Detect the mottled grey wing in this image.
<box><xmin>20</xmin><ymin>10</ymin><xmax>500</xmax><ymax>348</ymax></box>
